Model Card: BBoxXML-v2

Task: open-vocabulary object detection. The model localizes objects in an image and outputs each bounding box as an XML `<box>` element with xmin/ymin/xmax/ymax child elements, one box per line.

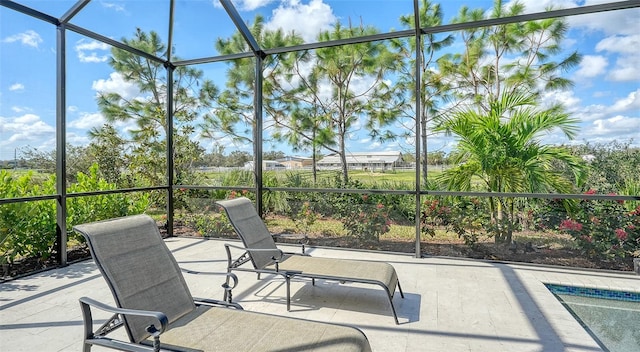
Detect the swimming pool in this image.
<box><xmin>545</xmin><ymin>284</ymin><xmax>640</xmax><ymax>352</ymax></box>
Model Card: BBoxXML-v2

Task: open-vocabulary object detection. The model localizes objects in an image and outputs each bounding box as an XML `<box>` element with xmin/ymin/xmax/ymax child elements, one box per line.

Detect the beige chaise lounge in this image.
<box><xmin>74</xmin><ymin>214</ymin><xmax>372</xmax><ymax>352</ymax></box>
<box><xmin>216</xmin><ymin>197</ymin><xmax>404</xmax><ymax>325</ymax></box>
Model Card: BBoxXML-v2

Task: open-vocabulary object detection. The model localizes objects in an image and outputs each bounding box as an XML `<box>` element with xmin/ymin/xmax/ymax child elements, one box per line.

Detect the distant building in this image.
<box><xmin>276</xmin><ymin>156</ymin><xmax>313</xmax><ymax>169</ymax></box>
<box><xmin>317</xmin><ymin>151</ymin><xmax>405</xmax><ymax>171</ymax></box>
<box><xmin>243</xmin><ymin>160</ymin><xmax>287</xmax><ymax>170</ymax></box>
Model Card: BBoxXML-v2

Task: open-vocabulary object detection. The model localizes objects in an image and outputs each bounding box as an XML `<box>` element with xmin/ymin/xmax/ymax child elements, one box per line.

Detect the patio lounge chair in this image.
<box><xmin>74</xmin><ymin>214</ymin><xmax>372</xmax><ymax>352</ymax></box>
<box><xmin>216</xmin><ymin>197</ymin><xmax>404</xmax><ymax>325</ymax></box>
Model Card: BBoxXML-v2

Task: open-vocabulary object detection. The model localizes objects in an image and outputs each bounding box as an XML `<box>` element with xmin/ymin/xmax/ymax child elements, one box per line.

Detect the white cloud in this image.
<box><xmin>0</xmin><ymin>113</ymin><xmax>55</xmax><ymax>149</ymax></box>
<box><xmin>516</xmin><ymin>1</ymin><xmax>640</xmax><ymax>83</ymax></box>
<box><xmin>315</xmin><ymin>77</ymin><xmax>333</xmax><ymax>102</ymax></box>
<box><xmin>541</xmin><ymin>90</ymin><xmax>582</xmax><ymax>112</ymax></box>
<box><xmin>76</xmin><ymin>40</ymin><xmax>111</xmax><ymax>52</ymax></box>
<box><xmin>78</xmin><ymin>52</ymin><xmax>110</xmax><ymax>63</ymax></box>
<box><xmin>606</xmin><ymin>58</ymin><xmax>640</xmax><ymax>82</ymax></box>
<box><xmin>541</xmin><ymin>85</ymin><xmax>639</xmax><ymax>150</ymax></box>
<box><xmin>537</xmin><ymin>88</ymin><xmax>640</xmax><ymax>147</ymax></box>
<box><xmin>68</xmin><ymin>112</ymin><xmax>106</xmax><ymax>129</ymax></box>
<box><xmin>2</xmin><ymin>30</ymin><xmax>43</xmax><ymax>48</ymax></box>
<box><xmin>594</xmin><ymin>34</ymin><xmax>640</xmax><ymax>82</ymax></box>
<box><xmin>509</xmin><ymin>0</ymin><xmax>639</xmax><ymax>36</ymax></box>
<box><xmin>9</xmin><ymin>83</ymin><xmax>25</xmax><ymax>92</ymax></box>
<box><xmin>585</xmin><ymin>115</ymin><xmax>640</xmax><ymax>142</ymax></box>
<box><xmin>233</xmin><ymin>0</ymin><xmax>276</xmax><ymax>11</ymax></box>
<box><xmin>574</xmin><ymin>55</ymin><xmax>607</xmax><ymax>79</ymax></box>
<box><xmin>11</xmin><ymin>106</ymin><xmax>28</xmax><ymax>113</ymax></box>
<box><xmin>92</xmin><ymin>72</ymin><xmax>140</xmax><ymax>100</ymax></box>
<box><xmin>102</xmin><ymin>1</ymin><xmax>127</xmax><ymax>13</ymax></box>
<box><xmin>75</xmin><ymin>39</ymin><xmax>110</xmax><ymax>63</ymax></box>
<box><xmin>266</xmin><ymin>0</ymin><xmax>336</xmax><ymax>42</ymax></box>
<box><xmin>592</xmin><ymin>91</ymin><xmax>612</xmax><ymax>98</ymax></box>
<box><xmin>574</xmin><ymin>103</ymin><xmax>608</xmax><ymax>123</ymax></box>
<box><xmin>569</xmin><ymin>4</ymin><xmax>639</xmax><ymax>36</ymax></box>
<box><xmin>596</xmin><ymin>34</ymin><xmax>640</xmax><ymax>55</ymax></box>
<box><xmin>14</xmin><ymin>114</ymin><xmax>40</xmax><ymax>125</ymax></box>
<box><xmin>66</xmin><ymin>132</ymin><xmax>91</xmax><ymax>147</ymax></box>
<box><xmin>609</xmin><ymin>89</ymin><xmax>640</xmax><ymax>114</ymax></box>
<box><xmin>552</xmin><ymin>89</ymin><xmax>640</xmax><ymax>124</ymax></box>
<box><xmin>512</xmin><ymin>0</ymin><xmax>576</xmax><ymax>14</ymax></box>
<box><xmin>366</xmin><ymin>141</ymin><xmax>382</xmax><ymax>150</ymax></box>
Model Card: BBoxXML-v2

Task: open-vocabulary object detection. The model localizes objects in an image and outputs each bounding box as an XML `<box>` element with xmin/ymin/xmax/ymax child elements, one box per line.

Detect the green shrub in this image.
<box><xmin>0</xmin><ymin>165</ymin><xmax>149</xmax><ymax>266</ymax></box>
<box><xmin>179</xmin><ymin>211</ymin><xmax>234</xmax><ymax>237</ymax></box>
<box><xmin>334</xmin><ymin>194</ymin><xmax>392</xmax><ymax>243</ymax></box>
<box><xmin>1</xmin><ymin>171</ymin><xmax>57</xmax><ymax>265</ymax></box>
<box><xmin>67</xmin><ymin>164</ymin><xmax>150</xmax><ymax>241</ymax></box>
<box><xmin>287</xmin><ymin>200</ymin><xmax>318</xmax><ymax>235</ymax></box>
<box><xmin>420</xmin><ymin>197</ymin><xmax>487</xmax><ymax>246</ymax></box>
<box><xmin>0</xmin><ymin>199</ymin><xmax>56</xmax><ymax>265</ymax></box>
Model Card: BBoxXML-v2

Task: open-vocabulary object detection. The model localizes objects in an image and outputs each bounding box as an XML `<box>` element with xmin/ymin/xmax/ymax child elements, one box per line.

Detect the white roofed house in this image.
<box><xmin>317</xmin><ymin>151</ymin><xmax>405</xmax><ymax>172</ymax></box>
<box><xmin>277</xmin><ymin>156</ymin><xmax>313</xmax><ymax>169</ymax></box>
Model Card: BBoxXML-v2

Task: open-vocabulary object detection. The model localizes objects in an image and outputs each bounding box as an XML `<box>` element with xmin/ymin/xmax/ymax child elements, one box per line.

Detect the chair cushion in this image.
<box><xmin>217</xmin><ymin>197</ymin><xmax>280</xmax><ymax>269</ymax></box>
<box><xmin>74</xmin><ymin>215</ymin><xmax>196</xmax><ymax>343</ymax></box>
<box><xmin>154</xmin><ymin>305</ymin><xmax>372</xmax><ymax>352</ymax></box>
<box><xmin>269</xmin><ymin>255</ymin><xmax>398</xmax><ymax>296</ymax></box>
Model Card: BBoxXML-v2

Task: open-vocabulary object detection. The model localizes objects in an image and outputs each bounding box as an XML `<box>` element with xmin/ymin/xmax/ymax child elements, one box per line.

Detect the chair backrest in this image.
<box><xmin>216</xmin><ymin>197</ymin><xmax>279</xmax><ymax>269</ymax></box>
<box><xmin>73</xmin><ymin>214</ymin><xmax>196</xmax><ymax>343</ymax></box>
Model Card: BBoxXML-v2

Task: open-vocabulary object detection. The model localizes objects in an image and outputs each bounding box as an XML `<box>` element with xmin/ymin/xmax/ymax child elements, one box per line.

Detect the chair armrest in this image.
<box><xmin>224</xmin><ymin>243</ymin><xmax>284</xmax><ymax>258</ymax></box>
<box><xmin>180</xmin><ymin>271</ymin><xmax>242</xmax><ymax>307</ymax></box>
<box><xmin>224</xmin><ymin>243</ymin><xmax>292</xmax><ymax>272</ymax></box>
<box><xmin>180</xmin><ymin>270</ymin><xmax>239</xmax><ymax>291</ymax></box>
<box><xmin>224</xmin><ymin>243</ymin><xmax>285</xmax><ymax>267</ymax></box>
<box><xmin>79</xmin><ymin>296</ymin><xmax>169</xmax><ymax>337</ymax></box>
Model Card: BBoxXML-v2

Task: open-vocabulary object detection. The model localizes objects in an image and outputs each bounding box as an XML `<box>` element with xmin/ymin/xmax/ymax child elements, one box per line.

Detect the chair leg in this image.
<box><xmin>286</xmin><ymin>275</ymin><xmax>291</xmax><ymax>311</ymax></box>
<box><xmin>312</xmin><ymin>278</ymin><xmax>315</xmax><ymax>286</ymax></box>
<box><xmin>388</xmin><ymin>281</ymin><xmax>403</xmax><ymax>325</ymax></box>
<box><xmin>388</xmin><ymin>295</ymin><xmax>400</xmax><ymax>325</ymax></box>
<box><xmin>223</xmin><ymin>273</ymin><xmax>231</xmax><ymax>302</ymax></box>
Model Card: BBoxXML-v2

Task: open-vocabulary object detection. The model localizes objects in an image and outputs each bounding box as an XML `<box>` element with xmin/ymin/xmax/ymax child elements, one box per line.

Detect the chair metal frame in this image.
<box><xmin>217</xmin><ymin>197</ymin><xmax>405</xmax><ymax>324</ymax></box>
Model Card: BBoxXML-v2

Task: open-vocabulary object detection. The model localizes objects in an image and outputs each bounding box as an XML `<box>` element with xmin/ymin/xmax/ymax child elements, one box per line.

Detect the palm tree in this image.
<box><xmin>435</xmin><ymin>91</ymin><xmax>586</xmax><ymax>244</ymax></box>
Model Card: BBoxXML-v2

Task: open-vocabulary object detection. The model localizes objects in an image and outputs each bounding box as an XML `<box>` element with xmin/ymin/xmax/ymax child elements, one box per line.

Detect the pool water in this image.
<box><xmin>546</xmin><ymin>284</ymin><xmax>640</xmax><ymax>352</ymax></box>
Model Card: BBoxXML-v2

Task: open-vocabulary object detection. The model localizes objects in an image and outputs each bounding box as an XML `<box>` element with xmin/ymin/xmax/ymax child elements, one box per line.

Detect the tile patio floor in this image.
<box><xmin>1</xmin><ymin>237</ymin><xmax>639</xmax><ymax>351</ymax></box>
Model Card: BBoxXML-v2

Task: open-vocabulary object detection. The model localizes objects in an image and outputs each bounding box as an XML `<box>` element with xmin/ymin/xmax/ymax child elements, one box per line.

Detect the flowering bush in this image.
<box><xmin>420</xmin><ymin>197</ymin><xmax>487</xmax><ymax>246</ymax></box>
<box><xmin>624</xmin><ymin>206</ymin><xmax>640</xmax><ymax>258</ymax></box>
<box><xmin>227</xmin><ymin>189</ymin><xmax>249</xmax><ymax>200</ymax></box>
<box><xmin>339</xmin><ymin>195</ymin><xmax>391</xmax><ymax>243</ymax></box>
<box><xmin>291</xmin><ymin>201</ymin><xmax>318</xmax><ymax>235</ymax></box>
<box><xmin>557</xmin><ymin>191</ymin><xmax>640</xmax><ymax>260</ymax></box>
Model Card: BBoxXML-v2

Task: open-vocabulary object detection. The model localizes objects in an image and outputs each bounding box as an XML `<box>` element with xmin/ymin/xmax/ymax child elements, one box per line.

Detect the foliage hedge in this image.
<box><xmin>2</xmin><ymin>153</ymin><xmax>639</xmax><ymax>268</ymax></box>
<box><xmin>0</xmin><ymin>164</ymin><xmax>149</xmax><ymax>266</ymax></box>
<box><xmin>178</xmin><ymin>169</ymin><xmax>640</xmax><ymax>262</ymax></box>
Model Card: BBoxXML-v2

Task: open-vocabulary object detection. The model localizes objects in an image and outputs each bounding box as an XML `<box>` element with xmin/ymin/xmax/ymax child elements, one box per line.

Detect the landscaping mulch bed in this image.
<box><xmin>168</xmin><ymin>224</ymin><xmax>635</xmax><ymax>272</ymax></box>
<box><xmin>2</xmin><ymin>223</ymin><xmax>634</xmax><ymax>283</ymax></box>
<box><xmin>1</xmin><ymin>246</ymin><xmax>92</xmax><ymax>282</ymax></box>
<box><xmin>289</xmin><ymin>235</ymin><xmax>634</xmax><ymax>272</ymax></box>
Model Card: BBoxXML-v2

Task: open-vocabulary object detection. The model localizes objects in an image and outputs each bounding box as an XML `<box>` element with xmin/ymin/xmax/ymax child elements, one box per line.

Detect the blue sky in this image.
<box><xmin>1</xmin><ymin>0</ymin><xmax>639</xmax><ymax>161</ymax></box>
